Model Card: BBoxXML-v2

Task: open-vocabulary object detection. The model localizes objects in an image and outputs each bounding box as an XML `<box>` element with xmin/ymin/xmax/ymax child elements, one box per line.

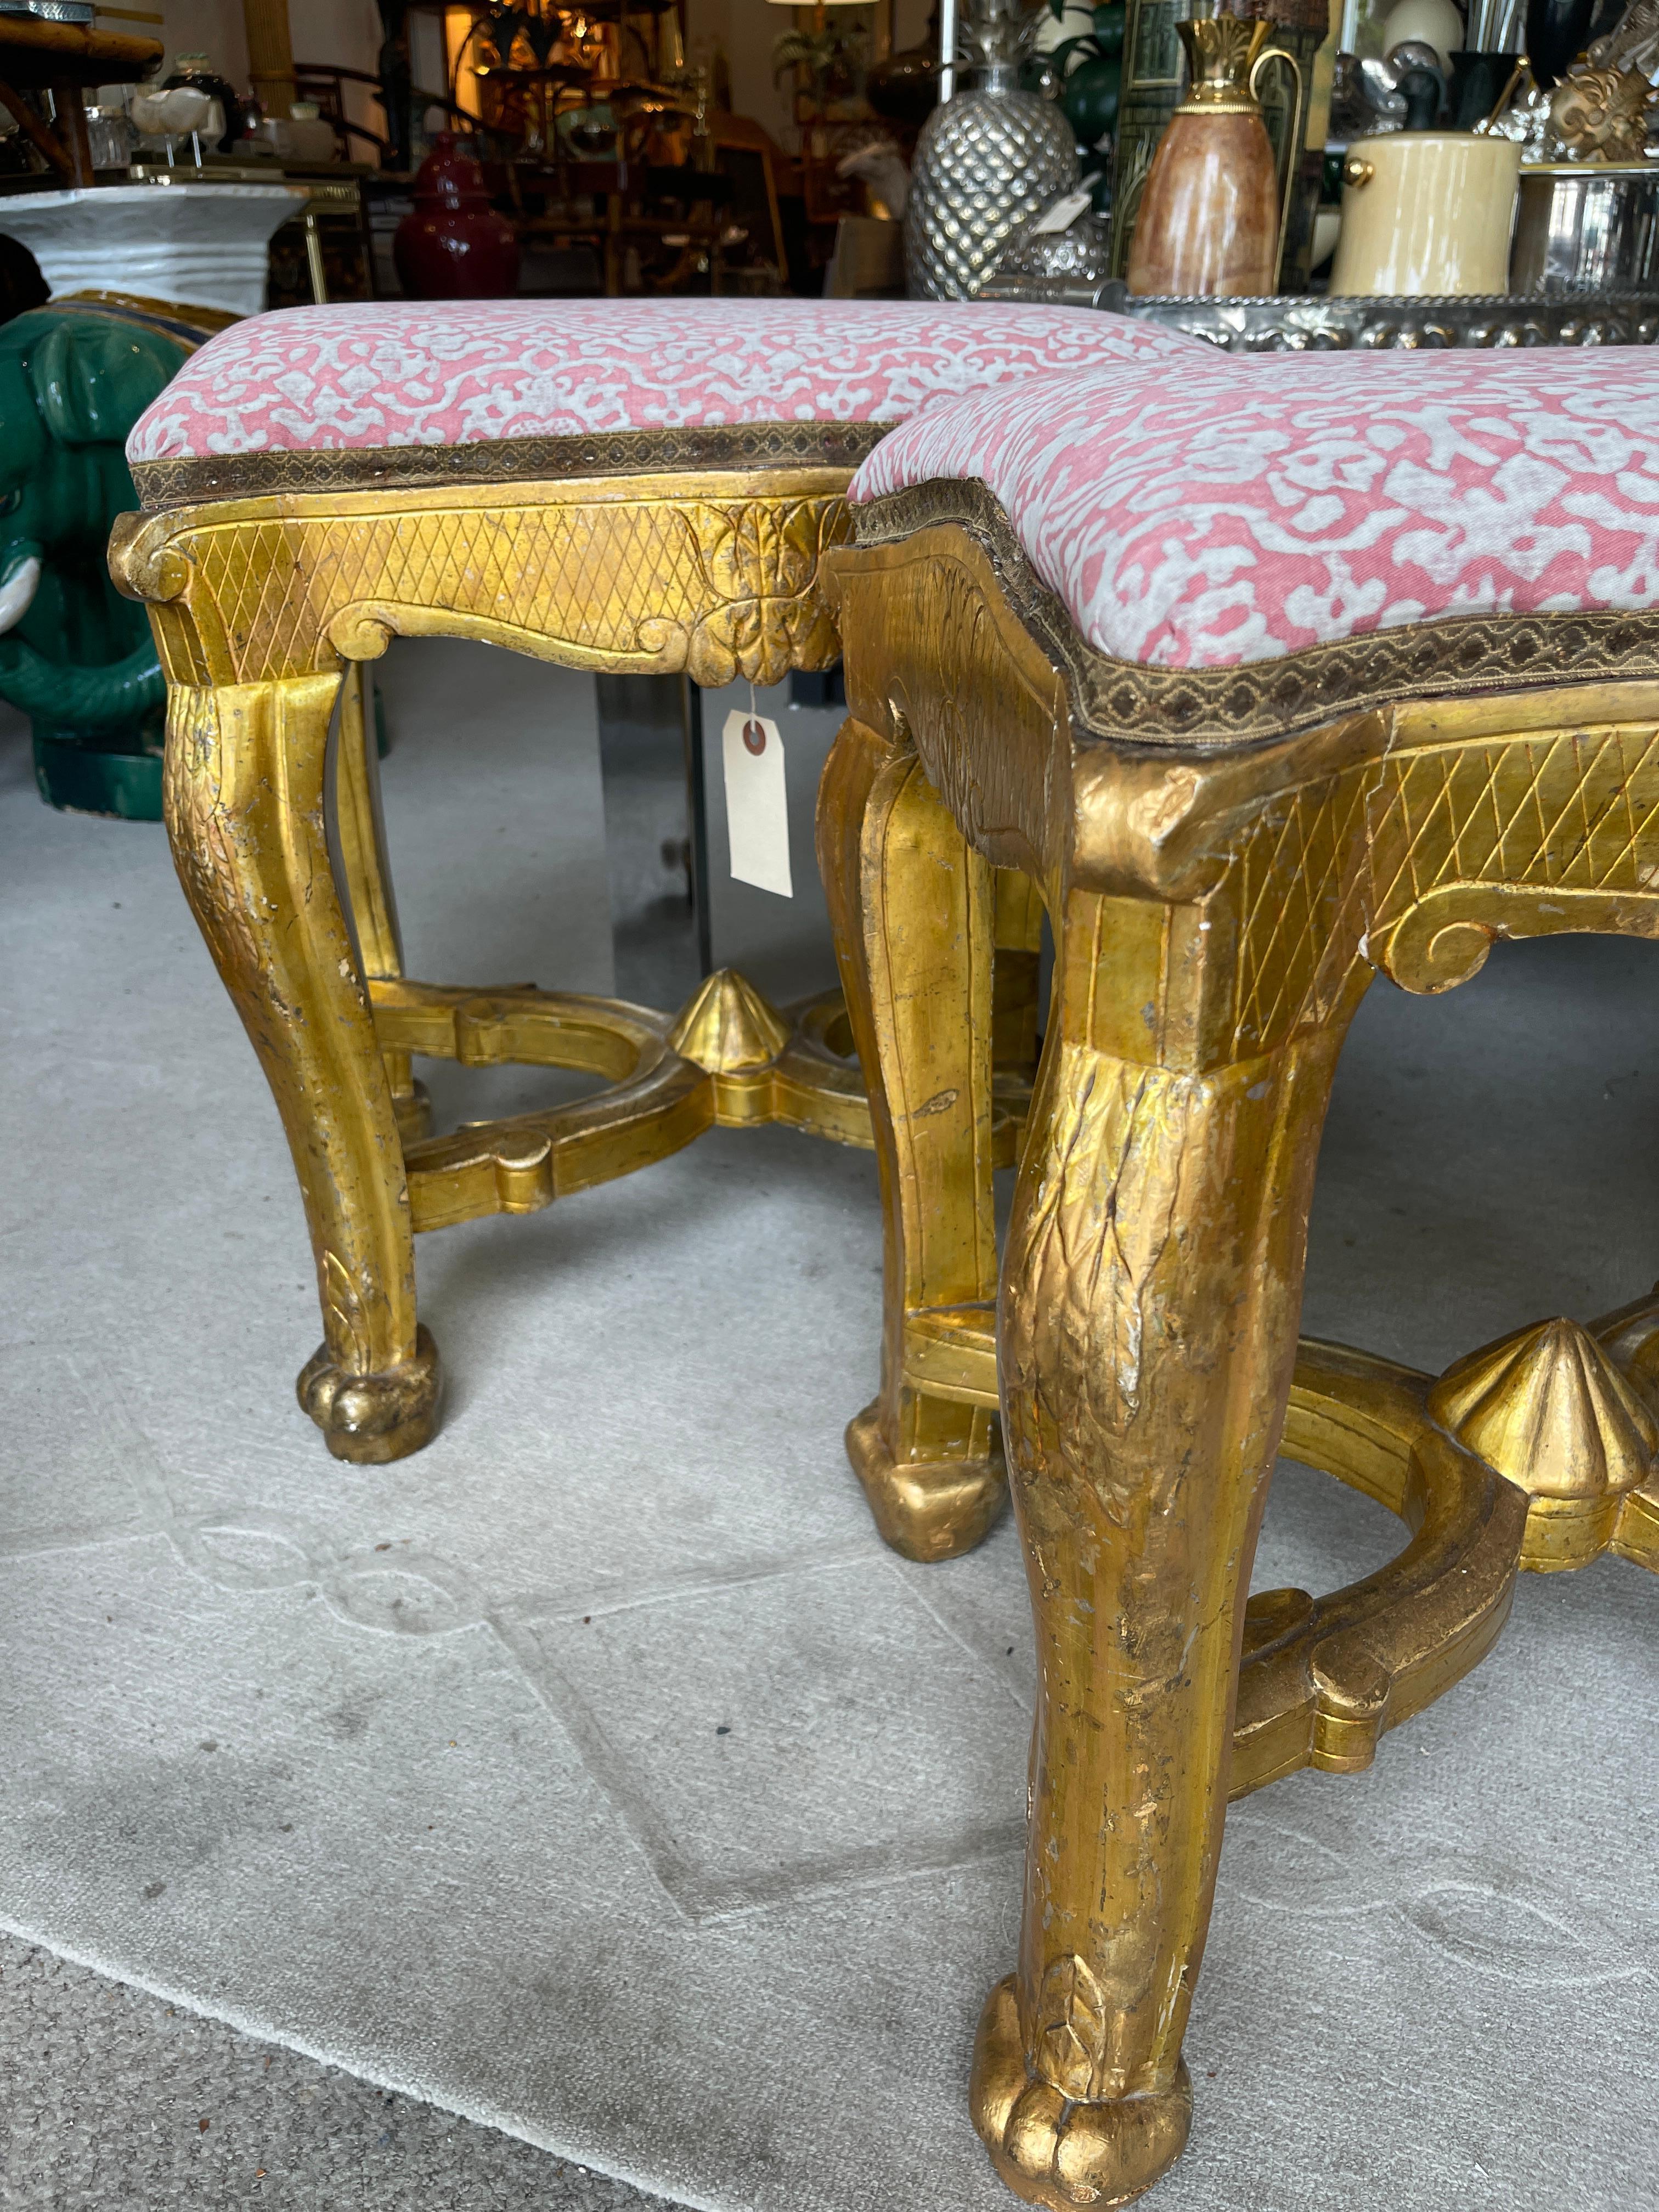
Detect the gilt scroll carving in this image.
<box><xmin>112</xmin><ymin>471</ymin><xmax>855</xmax><ymax>690</ymax></box>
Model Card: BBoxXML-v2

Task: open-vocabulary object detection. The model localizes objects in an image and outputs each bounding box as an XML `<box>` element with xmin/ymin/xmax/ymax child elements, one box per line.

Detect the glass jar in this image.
<box><xmin>85</xmin><ymin>105</ymin><xmax>135</xmax><ymax>172</ymax></box>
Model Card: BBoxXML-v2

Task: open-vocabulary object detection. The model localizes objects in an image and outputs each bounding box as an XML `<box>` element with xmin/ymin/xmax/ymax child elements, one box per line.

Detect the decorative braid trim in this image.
<box><xmin>131</xmin><ymin>421</ymin><xmax>891</xmax><ymax>510</ymax></box>
<box><xmin>853</xmin><ymin>478</ymin><xmax>1659</xmax><ymax>749</ymax></box>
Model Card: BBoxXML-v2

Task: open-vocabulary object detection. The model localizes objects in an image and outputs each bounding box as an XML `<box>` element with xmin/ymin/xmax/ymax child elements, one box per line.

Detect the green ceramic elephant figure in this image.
<box><xmin>0</xmin><ymin>302</ymin><xmax>200</xmax><ymax>817</ymax></box>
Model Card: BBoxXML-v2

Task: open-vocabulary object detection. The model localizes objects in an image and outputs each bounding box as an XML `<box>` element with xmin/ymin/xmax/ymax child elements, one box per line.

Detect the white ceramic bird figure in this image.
<box><xmin>836</xmin><ymin>143</ymin><xmax>911</xmax><ymax>221</ymax></box>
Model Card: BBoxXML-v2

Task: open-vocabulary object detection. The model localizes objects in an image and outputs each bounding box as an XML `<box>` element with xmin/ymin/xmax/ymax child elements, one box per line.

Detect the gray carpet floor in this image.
<box><xmin>0</xmin><ymin>1929</ymin><xmax>670</xmax><ymax>2209</ymax></box>
<box><xmin>2</xmin><ymin>642</ymin><xmax>1656</xmax><ymax>2211</ymax></box>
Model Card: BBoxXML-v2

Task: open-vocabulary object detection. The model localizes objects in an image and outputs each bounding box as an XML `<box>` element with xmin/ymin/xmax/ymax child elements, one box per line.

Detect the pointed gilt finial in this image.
<box><xmin>1429</xmin><ymin>1317</ymin><xmax>1659</xmax><ymax>1570</ymax></box>
<box><xmin>669</xmin><ymin>968</ymin><xmax>790</xmax><ymax>1074</ymax></box>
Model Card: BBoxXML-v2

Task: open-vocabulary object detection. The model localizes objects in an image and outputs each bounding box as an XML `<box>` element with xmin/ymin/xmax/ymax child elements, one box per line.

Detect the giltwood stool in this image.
<box><xmin>820</xmin><ymin>345</ymin><xmax>1659</xmax><ymax>2205</ymax></box>
<box><xmin>109</xmin><ymin>297</ymin><xmax>1198</xmax><ymax>1557</ymax></box>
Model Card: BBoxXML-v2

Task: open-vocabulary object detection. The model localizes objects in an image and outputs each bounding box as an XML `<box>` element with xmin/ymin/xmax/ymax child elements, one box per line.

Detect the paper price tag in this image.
<box><xmin>1028</xmin><ymin>187</ymin><xmax>1094</xmax><ymax>238</ymax></box>
<box><xmin>721</xmin><ymin>709</ymin><xmax>793</xmax><ymax>898</ymax></box>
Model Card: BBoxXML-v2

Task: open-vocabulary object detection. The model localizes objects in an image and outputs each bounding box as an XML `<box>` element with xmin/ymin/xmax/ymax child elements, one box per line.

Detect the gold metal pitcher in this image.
<box><xmin>1126</xmin><ymin>15</ymin><xmax>1305</xmax><ymax>298</ymax></box>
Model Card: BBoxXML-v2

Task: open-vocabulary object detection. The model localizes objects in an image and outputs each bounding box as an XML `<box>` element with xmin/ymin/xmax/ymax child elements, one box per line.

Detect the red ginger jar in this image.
<box><xmin>393</xmin><ymin>132</ymin><xmax>521</xmax><ymax>300</ymax></box>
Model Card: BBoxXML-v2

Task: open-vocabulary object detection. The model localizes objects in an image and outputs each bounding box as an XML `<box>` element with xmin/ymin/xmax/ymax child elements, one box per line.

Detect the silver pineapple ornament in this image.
<box><xmin>904</xmin><ymin>0</ymin><xmax>1080</xmax><ymax>300</ymax></box>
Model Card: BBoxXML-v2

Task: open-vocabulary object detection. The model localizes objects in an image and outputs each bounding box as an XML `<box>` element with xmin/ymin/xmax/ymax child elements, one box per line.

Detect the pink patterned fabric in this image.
<box><xmin>125</xmin><ymin>297</ymin><xmax>1201</xmax><ymax>463</ymax></box>
<box><xmin>850</xmin><ymin>347</ymin><xmax>1659</xmax><ymax>668</ymax></box>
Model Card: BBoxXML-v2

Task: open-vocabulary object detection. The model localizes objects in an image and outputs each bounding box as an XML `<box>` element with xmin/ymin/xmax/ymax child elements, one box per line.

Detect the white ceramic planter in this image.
<box><xmin>0</xmin><ymin>182</ymin><xmax>304</xmax><ymax>319</ymax></box>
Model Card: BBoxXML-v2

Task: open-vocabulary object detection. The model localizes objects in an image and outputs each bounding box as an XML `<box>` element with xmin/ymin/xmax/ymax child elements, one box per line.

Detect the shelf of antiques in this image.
<box><xmin>933</xmin><ymin>0</ymin><xmax>1659</xmax><ymax>354</ymax></box>
<box><xmin>0</xmin><ymin>0</ymin><xmax>827</xmax><ymax>304</ymax></box>
<box><xmin>0</xmin><ymin>2</ymin><xmax>164</xmax><ymax>188</ymax></box>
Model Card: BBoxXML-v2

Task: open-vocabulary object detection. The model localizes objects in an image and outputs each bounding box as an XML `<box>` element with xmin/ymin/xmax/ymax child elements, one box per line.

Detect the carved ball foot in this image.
<box><xmin>844</xmin><ymin>1399</ymin><xmax>1006</xmax><ymax>1562</ymax></box>
<box><xmin>971</xmin><ymin>1978</ymin><xmax>1192</xmax><ymax>2209</ymax></box>
<box><xmin>297</xmin><ymin>1324</ymin><xmax>442</xmax><ymax>1464</ymax></box>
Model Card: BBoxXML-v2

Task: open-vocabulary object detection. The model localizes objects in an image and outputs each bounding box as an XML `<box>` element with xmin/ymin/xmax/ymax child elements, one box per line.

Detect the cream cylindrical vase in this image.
<box><xmin>1329</xmin><ymin>132</ymin><xmax>1521</xmax><ymax>297</ymax></box>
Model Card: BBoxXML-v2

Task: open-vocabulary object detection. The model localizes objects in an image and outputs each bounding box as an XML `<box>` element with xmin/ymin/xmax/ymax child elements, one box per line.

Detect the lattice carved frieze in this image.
<box><xmin>826</xmin><ymin>531</ymin><xmax>1659</xmax><ymax>1066</ymax></box>
<box><xmin>1227</xmin><ymin>718</ymin><xmax>1659</xmax><ymax>1058</ymax></box>
<box><xmin>111</xmin><ymin>473</ymin><xmax>855</xmax><ymax>689</ymax></box>
<box><xmin>832</xmin><ymin>542</ymin><xmax>1071</xmax><ymax>893</ymax></box>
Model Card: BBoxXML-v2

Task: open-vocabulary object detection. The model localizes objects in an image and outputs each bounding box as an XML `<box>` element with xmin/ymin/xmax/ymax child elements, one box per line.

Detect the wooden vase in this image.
<box><xmin>1126</xmin><ymin>15</ymin><xmax>1298</xmax><ymax>299</ymax></box>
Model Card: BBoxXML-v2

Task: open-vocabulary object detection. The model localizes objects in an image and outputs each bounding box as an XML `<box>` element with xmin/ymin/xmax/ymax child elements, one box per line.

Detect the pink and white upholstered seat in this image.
<box><xmin>849</xmin><ymin>345</ymin><xmax>1659</xmax><ymax>674</ymax></box>
<box><xmin>125</xmin><ymin>296</ymin><xmax>1206</xmax><ymax>500</ymax></box>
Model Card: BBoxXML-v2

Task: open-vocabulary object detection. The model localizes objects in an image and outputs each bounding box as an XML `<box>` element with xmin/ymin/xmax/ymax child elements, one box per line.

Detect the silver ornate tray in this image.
<box><xmin>977</xmin><ymin>273</ymin><xmax>1659</xmax><ymax>349</ymax></box>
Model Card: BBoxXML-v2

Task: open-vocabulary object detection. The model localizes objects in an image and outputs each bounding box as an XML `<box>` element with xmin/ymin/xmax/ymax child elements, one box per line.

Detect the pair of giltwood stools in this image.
<box><xmin>114</xmin><ymin>298</ymin><xmax>1659</xmax><ymax>2209</ymax></box>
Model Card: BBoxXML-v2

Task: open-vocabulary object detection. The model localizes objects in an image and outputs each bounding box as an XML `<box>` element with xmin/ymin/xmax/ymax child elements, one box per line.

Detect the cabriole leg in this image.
<box><xmin>331</xmin><ymin>658</ymin><xmax>431</xmax><ymax>1145</ymax></box>
<box><xmin>974</xmin><ymin>888</ymin><xmax>1347</xmax><ymax>2207</ymax></box>
<box><xmin>163</xmin><ymin>673</ymin><xmax>439</xmax><ymax>1463</ymax></box>
<box><xmin>818</xmin><ymin>716</ymin><xmax>1005</xmax><ymax>1562</ymax></box>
